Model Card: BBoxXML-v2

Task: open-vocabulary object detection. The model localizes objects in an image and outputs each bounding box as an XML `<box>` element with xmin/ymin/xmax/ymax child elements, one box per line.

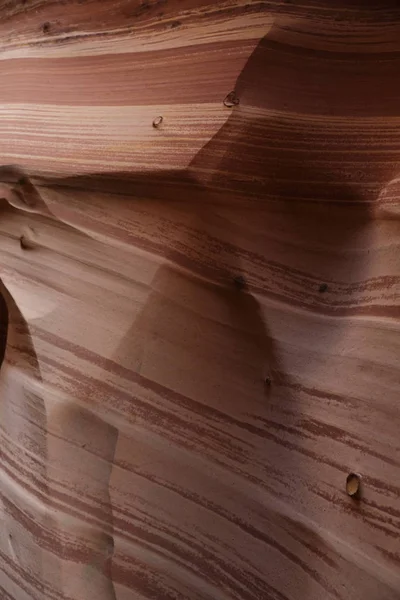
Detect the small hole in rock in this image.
<box><xmin>233</xmin><ymin>275</ymin><xmax>246</xmax><ymax>291</ymax></box>
<box><xmin>20</xmin><ymin>235</ymin><xmax>29</xmax><ymax>250</ymax></box>
<box><xmin>152</xmin><ymin>116</ymin><xmax>163</xmax><ymax>128</ymax></box>
<box><xmin>223</xmin><ymin>91</ymin><xmax>240</xmax><ymax>108</ymax></box>
<box><xmin>19</xmin><ymin>229</ymin><xmax>36</xmax><ymax>250</ymax></box>
<box><xmin>319</xmin><ymin>283</ymin><xmax>328</xmax><ymax>293</ymax></box>
<box><xmin>346</xmin><ymin>472</ymin><xmax>361</xmax><ymax>498</ymax></box>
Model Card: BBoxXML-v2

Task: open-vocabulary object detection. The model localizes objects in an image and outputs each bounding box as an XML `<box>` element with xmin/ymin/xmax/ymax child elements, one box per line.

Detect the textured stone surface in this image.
<box><xmin>0</xmin><ymin>1</ymin><xmax>400</xmax><ymax>599</ymax></box>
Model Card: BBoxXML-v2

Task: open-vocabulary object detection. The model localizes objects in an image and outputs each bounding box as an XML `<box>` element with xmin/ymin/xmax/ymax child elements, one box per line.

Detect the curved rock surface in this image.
<box><xmin>0</xmin><ymin>1</ymin><xmax>400</xmax><ymax>599</ymax></box>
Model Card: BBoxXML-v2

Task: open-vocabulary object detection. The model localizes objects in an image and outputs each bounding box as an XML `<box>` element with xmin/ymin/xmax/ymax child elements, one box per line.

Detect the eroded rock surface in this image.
<box><xmin>0</xmin><ymin>2</ymin><xmax>400</xmax><ymax>599</ymax></box>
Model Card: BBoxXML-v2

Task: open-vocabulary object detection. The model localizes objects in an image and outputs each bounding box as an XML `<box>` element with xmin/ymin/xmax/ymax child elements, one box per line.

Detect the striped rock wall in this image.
<box><xmin>0</xmin><ymin>1</ymin><xmax>400</xmax><ymax>599</ymax></box>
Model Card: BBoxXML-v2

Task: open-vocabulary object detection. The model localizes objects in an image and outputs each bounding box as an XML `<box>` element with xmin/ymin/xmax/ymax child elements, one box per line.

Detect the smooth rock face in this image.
<box><xmin>0</xmin><ymin>2</ymin><xmax>400</xmax><ymax>599</ymax></box>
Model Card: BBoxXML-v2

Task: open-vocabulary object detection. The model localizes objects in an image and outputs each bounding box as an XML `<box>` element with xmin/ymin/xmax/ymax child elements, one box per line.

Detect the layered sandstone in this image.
<box><xmin>0</xmin><ymin>1</ymin><xmax>400</xmax><ymax>599</ymax></box>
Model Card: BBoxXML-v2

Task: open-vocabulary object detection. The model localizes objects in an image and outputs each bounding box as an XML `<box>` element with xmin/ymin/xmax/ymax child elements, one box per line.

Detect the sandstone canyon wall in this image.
<box><xmin>0</xmin><ymin>1</ymin><xmax>400</xmax><ymax>599</ymax></box>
